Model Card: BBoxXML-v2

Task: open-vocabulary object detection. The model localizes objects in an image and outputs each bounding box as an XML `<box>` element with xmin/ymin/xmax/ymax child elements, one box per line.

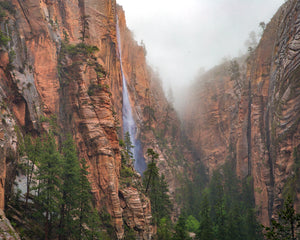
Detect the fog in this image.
<box><xmin>117</xmin><ymin>0</ymin><xmax>284</xmax><ymax>105</ymax></box>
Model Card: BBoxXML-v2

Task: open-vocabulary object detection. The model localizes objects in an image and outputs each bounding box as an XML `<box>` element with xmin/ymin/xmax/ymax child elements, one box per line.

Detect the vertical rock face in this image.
<box><xmin>183</xmin><ymin>0</ymin><xmax>300</xmax><ymax>224</ymax></box>
<box><xmin>117</xmin><ymin>7</ymin><xmax>192</xmax><ymax>199</ymax></box>
<box><xmin>0</xmin><ymin>0</ymin><xmax>157</xmax><ymax>238</ymax></box>
<box><xmin>119</xmin><ymin>187</ymin><xmax>153</xmax><ymax>240</ymax></box>
<box><xmin>0</xmin><ymin>50</ymin><xmax>19</xmax><ymax>211</ymax></box>
<box><xmin>0</xmin><ymin>209</ymin><xmax>20</xmax><ymax>240</ymax></box>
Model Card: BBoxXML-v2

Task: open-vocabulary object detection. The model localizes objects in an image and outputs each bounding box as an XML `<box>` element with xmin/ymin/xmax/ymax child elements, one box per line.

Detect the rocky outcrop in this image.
<box><xmin>117</xmin><ymin>7</ymin><xmax>192</xmax><ymax>199</ymax></box>
<box><xmin>0</xmin><ymin>209</ymin><xmax>20</xmax><ymax>240</ymax></box>
<box><xmin>183</xmin><ymin>0</ymin><xmax>300</xmax><ymax>225</ymax></box>
<box><xmin>119</xmin><ymin>187</ymin><xmax>153</xmax><ymax>240</ymax></box>
<box><xmin>0</xmin><ymin>51</ymin><xmax>19</xmax><ymax>211</ymax></box>
<box><xmin>0</xmin><ymin>0</ymin><xmax>156</xmax><ymax>238</ymax></box>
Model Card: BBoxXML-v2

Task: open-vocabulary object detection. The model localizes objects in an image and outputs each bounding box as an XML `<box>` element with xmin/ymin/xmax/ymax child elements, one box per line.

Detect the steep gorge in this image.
<box><xmin>0</xmin><ymin>0</ymin><xmax>299</xmax><ymax>238</ymax></box>
<box><xmin>183</xmin><ymin>0</ymin><xmax>300</xmax><ymax>225</ymax></box>
<box><xmin>0</xmin><ymin>0</ymin><xmax>189</xmax><ymax>239</ymax></box>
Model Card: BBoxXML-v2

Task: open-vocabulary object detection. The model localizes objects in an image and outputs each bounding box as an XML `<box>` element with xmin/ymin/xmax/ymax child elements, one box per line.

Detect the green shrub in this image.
<box><xmin>95</xmin><ymin>63</ymin><xmax>106</xmax><ymax>78</ymax></box>
<box><xmin>63</xmin><ymin>42</ymin><xmax>99</xmax><ymax>57</ymax></box>
<box><xmin>120</xmin><ymin>166</ymin><xmax>134</xmax><ymax>178</ymax></box>
<box><xmin>88</xmin><ymin>83</ymin><xmax>102</xmax><ymax>96</ymax></box>
<box><xmin>186</xmin><ymin>215</ymin><xmax>200</xmax><ymax>233</ymax></box>
<box><xmin>0</xmin><ymin>31</ymin><xmax>10</xmax><ymax>46</ymax></box>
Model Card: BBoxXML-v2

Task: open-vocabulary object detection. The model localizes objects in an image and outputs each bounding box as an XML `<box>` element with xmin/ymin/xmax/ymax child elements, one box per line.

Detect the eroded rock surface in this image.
<box><xmin>0</xmin><ymin>210</ymin><xmax>20</xmax><ymax>240</ymax></box>
<box><xmin>0</xmin><ymin>0</ymin><xmax>155</xmax><ymax>238</ymax></box>
<box><xmin>183</xmin><ymin>0</ymin><xmax>300</xmax><ymax>224</ymax></box>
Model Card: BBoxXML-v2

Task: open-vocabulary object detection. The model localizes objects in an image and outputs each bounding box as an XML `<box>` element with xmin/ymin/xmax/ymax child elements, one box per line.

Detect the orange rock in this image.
<box><xmin>182</xmin><ymin>0</ymin><xmax>300</xmax><ymax>225</ymax></box>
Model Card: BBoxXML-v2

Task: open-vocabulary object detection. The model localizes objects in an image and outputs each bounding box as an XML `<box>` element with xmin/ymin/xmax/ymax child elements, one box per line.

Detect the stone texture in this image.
<box><xmin>0</xmin><ymin>210</ymin><xmax>20</xmax><ymax>240</ymax></box>
<box><xmin>183</xmin><ymin>0</ymin><xmax>300</xmax><ymax>225</ymax></box>
<box><xmin>116</xmin><ymin>6</ymin><xmax>191</xmax><ymax>200</ymax></box>
<box><xmin>0</xmin><ymin>0</ymin><xmax>155</xmax><ymax>238</ymax></box>
<box><xmin>119</xmin><ymin>187</ymin><xmax>153</xmax><ymax>240</ymax></box>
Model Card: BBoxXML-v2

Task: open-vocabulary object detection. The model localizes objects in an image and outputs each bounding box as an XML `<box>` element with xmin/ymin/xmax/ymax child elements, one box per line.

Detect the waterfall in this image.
<box><xmin>116</xmin><ymin>19</ymin><xmax>146</xmax><ymax>174</ymax></box>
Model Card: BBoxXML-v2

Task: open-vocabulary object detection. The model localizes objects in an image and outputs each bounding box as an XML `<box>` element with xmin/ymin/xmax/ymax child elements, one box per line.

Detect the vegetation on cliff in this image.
<box><xmin>263</xmin><ymin>197</ymin><xmax>300</xmax><ymax>240</ymax></box>
<box><xmin>0</xmin><ymin>0</ymin><xmax>300</xmax><ymax>239</ymax></box>
<box><xmin>6</xmin><ymin>130</ymin><xmax>113</xmax><ymax>240</ymax></box>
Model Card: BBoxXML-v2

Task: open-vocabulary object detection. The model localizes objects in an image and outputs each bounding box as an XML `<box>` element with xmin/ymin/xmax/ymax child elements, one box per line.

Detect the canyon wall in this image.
<box><xmin>117</xmin><ymin>7</ymin><xmax>192</xmax><ymax>202</ymax></box>
<box><xmin>183</xmin><ymin>0</ymin><xmax>300</xmax><ymax>225</ymax></box>
<box><xmin>0</xmin><ymin>0</ymin><xmax>190</xmax><ymax>238</ymax></box>
<box><xmin>1</xmin><ymin>0</ymin><xmax>298</xmax><ymax>236</ymax></box>
<box><xmin>0</xmin><ymin>0</ymin><xmax>159</xmax><ymax>238</ymax></box>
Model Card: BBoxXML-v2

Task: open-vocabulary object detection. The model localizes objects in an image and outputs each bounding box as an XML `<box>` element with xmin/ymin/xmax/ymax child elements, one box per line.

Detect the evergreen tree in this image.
<box><xmin>123</xmin><ymin>131</ymin><xmax>134</xmax><ymax>163</ymax></box>
<box><xmin>23</xmin><ymin>135</ymin><xmax>42</xmax><ymax>209</ymax></box>
<box><xmin>143</xmin><ymin>148</ymin><xmax>159</xmax><ymax>194</ymax></box>
<box><xmin>143</xmin><ymin>149</ymin><xmax>172</xmax><ymax>224</ymax></box>
<box><xmin>59</xmin><ymin>135</ymin><xmax>81</xmax><ymax>240</ymax></box>
<box><xmin>172</xmin><ymin>214</ymin><xmax>190</xmax><ymax>240</ymax></box>
<box><xmin>192</xmin><ymin>162</ymin><xmax>263</xmax><ymax>240</ymax></box>
<box><xmin>33</xmin><ymin>132</ymin><xmax>63</xmax><ymax>240</ymax></box>
<box><xmin>157</xmin><ymin>174</ymin><xmax>172</xmax><ymax>218</ymax></box>
<box><xmin>78</xmin><ymin>158</ymin><xmax>102</xmax><ymax>240</ymax></box>
<box><xmin>80</xmin><ymin>15</ymin><xmax>90</xmax><ymax>43</ymax></box>
<box><xmin>23</xmin><ymin>132</ymin><xmax>103</xmax><ymax>240</ymax></box>
<box><xmin>196</xmin><ymin>192</ymin><xmax>214</xmax><ymax>240</ymax></box>
<box><xmin>264</xmin><ymin>196</ymin><xmax>300</xmax><ymax>240</ymax></box>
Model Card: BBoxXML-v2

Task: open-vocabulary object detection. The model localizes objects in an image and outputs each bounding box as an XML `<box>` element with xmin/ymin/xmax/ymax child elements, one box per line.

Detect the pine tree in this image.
<box><xmin>264</xmin><ymin>196</ymin><xmax>300</xmax><ymax>240</ymax></box>
<box><xmin>123</xmin><ymin>131</ymin><xmax>134</xmax><ymax>164</ymax></box>
<box><xmin>59</xmin><ymin>135</ymin><xmax>81</xmax><ymax>240</ymax></box>
<box><xmin>157</xmin><ymin>174</ymin><xmax>172</xmax><ymax>218</ymax></box>
<box><xmin>80</xmin><ymin>15</ymin><xmax>90</xmax><ymax>43</ymax></box>
<box><xmin>23</xmin><ymin>135</ymin><xmax>42</xmax><ymax>210</ymax></box>
<box><xmin>78</xmin><ymin>158</ymin><xmax>98</xmax><ymax>239</ymax></box>
<box><xmin>196</xmin><ymin>192</ymin><xmax>214</xmax><ymax>240</ymax></box>
<box><xmin>173</xmin><ymin>214</ymin><xmax>190</xmax><ymax>240</ymax></box>
<box><xmin>143</xmin><ymin>149</ymin><xmax>172</xmax><ymax>225</ymax></box>
<box><xmin>21</xmin><ymin>132</ymin><xmax>104</xmax><ymax>239</ymax></box>
<box><xmin>33</xmin><ymin>132</ymin><xmax>63</xmax><ymax>240</ymax></box>
<box><xmin>143</xmin><ymin>148</ymin><xmax>159</xmax><ymax>193</ymax></box>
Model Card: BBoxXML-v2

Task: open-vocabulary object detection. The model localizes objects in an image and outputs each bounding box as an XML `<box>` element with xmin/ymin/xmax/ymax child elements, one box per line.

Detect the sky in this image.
<box><xmin>117</xmin><ymin>0</ymin><xmax>285</xmax><ymax>93</ymax></box>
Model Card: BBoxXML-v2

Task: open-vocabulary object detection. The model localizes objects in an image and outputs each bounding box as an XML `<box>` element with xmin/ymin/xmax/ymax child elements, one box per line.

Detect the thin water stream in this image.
<box><xmin>116</xmin><ymin>19</ymin><xmax>146</xmax><ymax>174</ymax></box>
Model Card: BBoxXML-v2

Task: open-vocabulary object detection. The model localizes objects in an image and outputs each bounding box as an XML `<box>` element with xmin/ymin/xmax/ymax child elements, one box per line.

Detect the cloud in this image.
<box><xmin>117</xmin><ymin>0</ymin><xmax>285</xmax><ymax>91</ymax></box>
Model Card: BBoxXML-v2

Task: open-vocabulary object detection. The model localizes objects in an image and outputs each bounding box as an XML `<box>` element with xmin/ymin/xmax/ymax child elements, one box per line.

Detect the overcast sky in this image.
<box><xmin>117</xmin><ymin>0</ymin><xmax>285</xmax><ymax>92</ymax></box>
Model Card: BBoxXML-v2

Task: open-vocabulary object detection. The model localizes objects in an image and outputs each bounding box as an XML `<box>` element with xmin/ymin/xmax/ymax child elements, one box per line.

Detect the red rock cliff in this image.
<box><xmin>116</xmin><ymin>6</ymin><xmax>193</xmax><ymax>208</ymax></box>
<box><xmin>183</xmin><ymin>0</ymin><xmax>300</xmax><ymax>225</ymax></box>
<box><xmin>0</xmin><ymin>0</ymin><xmax>158</xmax><ymax>238</ymax></box>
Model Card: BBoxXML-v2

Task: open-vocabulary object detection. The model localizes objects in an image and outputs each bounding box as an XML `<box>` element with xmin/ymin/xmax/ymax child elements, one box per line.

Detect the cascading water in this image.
<box><xmin>116</xmin><ymin>19</ymin><xmax>146</xmax><ymax>174</ymax></box>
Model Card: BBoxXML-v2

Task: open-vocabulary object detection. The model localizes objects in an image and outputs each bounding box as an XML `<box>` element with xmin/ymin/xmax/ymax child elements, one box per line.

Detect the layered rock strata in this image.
<box><xmin>183</xmin><ymin>0</ymin><xmax>300</xmax><ymax>225</ymax></box>
<box><xmin>0</xmin><ymin>0</ymin><xmax>158</xmax><ymax>238</ymax></box>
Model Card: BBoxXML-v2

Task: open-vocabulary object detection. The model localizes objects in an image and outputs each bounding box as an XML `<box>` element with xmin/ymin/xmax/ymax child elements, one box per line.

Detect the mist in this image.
<box><xmin>117</xmin><ymin>0</ymin><xmax>284</xmax><ymax>111</ymax></box>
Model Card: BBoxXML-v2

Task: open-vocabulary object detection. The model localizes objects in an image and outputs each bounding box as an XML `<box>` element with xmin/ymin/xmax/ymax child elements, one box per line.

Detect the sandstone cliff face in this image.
<box><xmin>183</xmin><ymin>0</ymin><xmax>300</xmax><ymax>225</ymax></box>
<box><xmin>117</xmin><ymin>7</ymin><xmax>192</xmax><ymax>200</ymax></box>
<box><xmin>0</xmin><ymin>0</ymin><xmax>156</xmax><ymax>238</ymax></box>
<box><xmin>0</xmin><ymin>209</ymin><xmax>20</xmax><ymax>240</ymax></box>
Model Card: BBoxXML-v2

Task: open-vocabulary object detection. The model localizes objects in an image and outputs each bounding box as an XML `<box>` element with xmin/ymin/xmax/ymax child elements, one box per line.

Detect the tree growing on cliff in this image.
<box><xmin>22</xmin><ymin>135</ymin><xmax>42</xmax><ymax>210</ymax></box>
<box><xmin>143</xmin><ymin>149</ymin><xmax>172</xmax><ymax>224</ymax></box>
<box><xmin>144</xmin><ymin>88</ymin><xmax>156</xmax><ymax>129</ymax></box>
<box><xmin>124</xmin><ymin>131</ymin><xmax>134</xmax><ymax>162</ymax></box>
<box><xmin>196</xmin><ymin>192</ymin><xmax>214</xmax><ymax>240</ymax></box>
<box><xmin>58</xmin><ymin>135</ymin><xmax>81</xmax><ymax>240</ymax></box>
<box><xmin>172</xmin><ymin>214</ymin><xmax>190</xmax><ymax>240</ymax></box>
<box><xmin>21</xmin><ymin>132</ymin><xmax>103</xmax><ymax>239</ymax></box>
<box><xmin>192</xmin><ymin>162</ymin><xmax>263</xmax><ymax>240</ymax></box>
<box><xmin>143</xmin><ymin>148</ymin><xmax>159</xmax><ymax>193</ymax></box>
<box><xmin>263</xmin><ymin>196</ymin><xmax>300</xmax><ymax>240</ymax></box>
<box><xmin>33</xmin><ymin>132</ymin><xmax>63</xmax><ymax>240</ymax></box>
<box><xmin>80</xmin><ymin>15</ymin><xmax>90</xmax><ymax>43</ymax></box>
